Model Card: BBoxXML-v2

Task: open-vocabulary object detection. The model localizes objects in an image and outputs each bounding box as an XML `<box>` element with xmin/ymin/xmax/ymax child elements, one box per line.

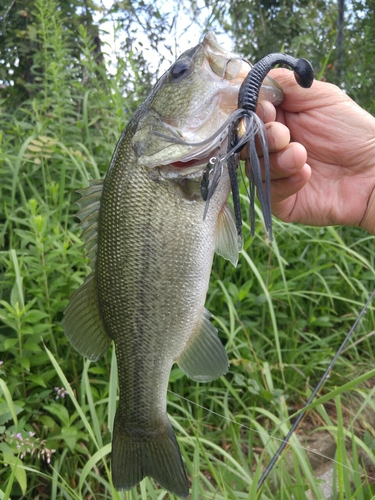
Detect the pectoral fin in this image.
<box><xmin>177</xmin><ymin>309</ymin><xmax>228</xmax><ymax>382</ymax></box>
<box><xmin>215</xmin><ymin>202</ymin><xmax>242</xmax><ymax>267</ymax></box>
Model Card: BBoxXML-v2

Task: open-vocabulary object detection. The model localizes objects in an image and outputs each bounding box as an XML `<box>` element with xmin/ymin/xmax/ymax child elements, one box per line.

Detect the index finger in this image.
<box><xmin>256</xmin><ymin>100</ymin><xmax>276</xmax><ymax>123</ymax></box>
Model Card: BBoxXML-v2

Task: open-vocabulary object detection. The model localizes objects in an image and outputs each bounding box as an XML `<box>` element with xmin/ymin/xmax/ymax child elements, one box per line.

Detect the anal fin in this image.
<box><xmin>177</xmin><ymin>309</ymin><xmax>228</xmax><ymax>382</ymax></box>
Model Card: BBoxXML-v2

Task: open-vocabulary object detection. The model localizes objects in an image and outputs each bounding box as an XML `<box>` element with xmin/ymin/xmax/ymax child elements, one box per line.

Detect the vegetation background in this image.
<box><xmin>1</xmin><ymin>0</ymin><xmax>375</xmax><ymax>498</ymax></box>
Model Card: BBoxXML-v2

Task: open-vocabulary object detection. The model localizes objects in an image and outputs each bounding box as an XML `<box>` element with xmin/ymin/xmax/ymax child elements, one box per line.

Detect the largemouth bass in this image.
<box><xmin>63</xmin><ymin>32</ymin><xmax>284</xmax><ymax>498</ymax></box>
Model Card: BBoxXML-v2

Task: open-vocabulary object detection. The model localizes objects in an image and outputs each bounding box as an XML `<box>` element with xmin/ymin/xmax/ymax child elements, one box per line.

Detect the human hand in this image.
<box><xmin>256</xmin><ymin>69</ymin><xmax>375</xmax><ymax>235</ymax></box>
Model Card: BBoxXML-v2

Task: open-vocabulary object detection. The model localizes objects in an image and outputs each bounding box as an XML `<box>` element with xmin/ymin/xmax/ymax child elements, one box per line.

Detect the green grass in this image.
<box><xmin>1</xmin><ymin>0</ymin><xmax>375</xmax><ymax>498</ymax></box>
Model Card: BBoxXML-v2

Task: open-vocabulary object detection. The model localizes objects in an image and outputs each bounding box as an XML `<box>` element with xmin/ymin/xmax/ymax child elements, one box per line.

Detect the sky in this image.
<box><xmin>97</xmin><ymin>0</ymin><xmax>232</xmax><ymax>75</ymax></box>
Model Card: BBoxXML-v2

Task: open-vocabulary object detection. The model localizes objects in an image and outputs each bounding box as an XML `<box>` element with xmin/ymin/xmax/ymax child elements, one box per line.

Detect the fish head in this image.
<box><xmin>132</xmin><ymin>32</ymin><xmax>282</xmax><ymax>182</ymax></box>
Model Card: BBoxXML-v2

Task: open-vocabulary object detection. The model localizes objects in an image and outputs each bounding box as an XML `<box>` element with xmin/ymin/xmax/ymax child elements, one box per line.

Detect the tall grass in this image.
<box><xmin>1</xmin><ymin>0</ymin><xmax>375</xmax><ymax>498</ymax></box>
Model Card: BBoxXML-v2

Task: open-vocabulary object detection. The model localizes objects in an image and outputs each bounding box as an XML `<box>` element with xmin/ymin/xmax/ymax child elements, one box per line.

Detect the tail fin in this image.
<box><xmin>111</xmin><ymin>412</ymin><xmax>189</xmax><ymax>499</ymax></box>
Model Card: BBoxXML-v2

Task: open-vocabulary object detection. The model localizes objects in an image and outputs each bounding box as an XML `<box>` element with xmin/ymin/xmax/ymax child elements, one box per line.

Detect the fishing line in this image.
<box><xmin>167</xmin><ymin>286</ymin><xmax>375</xmax><ymax>487</ymax></box>
<box><xmin>257</xmin><ymin>285</ymin><xmax>375</xmax><ymax>490</ymax></box>
<box><xmin>168</xmin><ymin>382</ymin><xmax>375</xmax><ymax>483</ymax></box>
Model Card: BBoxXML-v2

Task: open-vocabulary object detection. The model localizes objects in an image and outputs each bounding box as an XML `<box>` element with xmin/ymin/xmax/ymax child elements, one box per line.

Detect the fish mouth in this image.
<box><xmin>170</xmin><ymin>157</ymin><xmax>211</xmax><ymax>169</ymax></box>
<box><xmin>156</xmin><ymin>55</ymin><xmax>250</xmax><ymax>173</ymax></box>
<box><xmin>135</xmin><ymin>33</ymin><xmax>252</xmax><ymax>174</ymax></box>
<box><xmin>158</xmin><ymin>145</ymin><xmax>224</xmax><ymax>181</ymax></box>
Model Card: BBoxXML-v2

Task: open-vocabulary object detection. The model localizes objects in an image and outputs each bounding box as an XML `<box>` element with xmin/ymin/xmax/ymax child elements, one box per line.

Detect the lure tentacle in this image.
<box><xmin>217</xmin><ymin>53</ymin><xmax>314</xmax><ymax>240</ymax></box>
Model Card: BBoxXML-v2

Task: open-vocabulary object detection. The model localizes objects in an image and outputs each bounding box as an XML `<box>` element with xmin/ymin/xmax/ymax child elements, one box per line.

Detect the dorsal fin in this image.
<box><xmin>63</xmin><ymin>179</ymin><xmax>110</xmax><ymax>360</ymax></box>
<box><xmin>75</xmin><ymin>179</ymin><xmax>104</xmax><ymax>269</ymax></box>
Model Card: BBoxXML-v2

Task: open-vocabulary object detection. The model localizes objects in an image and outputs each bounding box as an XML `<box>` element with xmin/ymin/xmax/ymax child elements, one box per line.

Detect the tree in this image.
<box><xmin>339</xmin><ymin>0</ymin><xmax>375</xmax><ymax>112</ymax></box>
<box><xmin>0</xmin><ymin>0</ymin><xmax>103</xmax><ymax>104</ymax></box>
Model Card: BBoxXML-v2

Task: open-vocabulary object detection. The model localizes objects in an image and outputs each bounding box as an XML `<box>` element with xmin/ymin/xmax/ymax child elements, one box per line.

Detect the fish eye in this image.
<box><xmin>170</xmin><ymin>59</ymin><xmax>193</xmax><ymax>82</ymax></box>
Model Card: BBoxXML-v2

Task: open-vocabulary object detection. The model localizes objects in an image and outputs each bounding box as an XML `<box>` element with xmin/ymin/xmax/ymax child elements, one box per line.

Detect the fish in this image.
<box><xmin>62</xmin><ymin>32</ymin><xmax>284</xmax><ymax>498</ymax></box>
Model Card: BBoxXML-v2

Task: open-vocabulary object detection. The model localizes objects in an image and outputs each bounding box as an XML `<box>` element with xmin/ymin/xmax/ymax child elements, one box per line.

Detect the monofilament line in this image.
<box><xmin>168</xmin><ymin>387</ymin><xmax>375</xmax><ymax>482</ymax></box>
<box><xmin>257</xmin><ymin>285</ymin><xmax>375</xmax><ymax>491</ymax></box>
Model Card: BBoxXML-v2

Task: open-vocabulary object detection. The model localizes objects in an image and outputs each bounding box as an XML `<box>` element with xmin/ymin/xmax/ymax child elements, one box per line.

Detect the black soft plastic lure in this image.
<box><xmin>202</xmin><ymin>53</ymin><xmax>314</xmax><ymax>240</ymax></box>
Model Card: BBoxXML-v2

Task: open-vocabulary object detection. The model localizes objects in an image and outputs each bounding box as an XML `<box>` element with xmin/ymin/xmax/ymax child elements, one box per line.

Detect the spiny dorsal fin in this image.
<box><xmin>75</xmin><ymin>179</ymin><xmax>104</xmax><ymax>270</ymax></box>
<box><xmin>63</xmin><ymin>180</ymin><xmax>110</xmax><ymax>360</ymax></box>
<box><xmin>177</xmin><ymin>308</ymin><xmax>228</xmax><ymax>382</ymax></box>
<box><xmin>214</xmin><ymin>202</ymin><xmax>242</xmax><ymax>267</ymax></box>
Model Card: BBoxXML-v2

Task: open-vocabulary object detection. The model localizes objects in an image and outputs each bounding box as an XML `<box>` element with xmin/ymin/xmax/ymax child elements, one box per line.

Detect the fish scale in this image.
<box><xmin>106</xmin><ymin>132</ymin><xmax>228</xmax><ymax>495</ymax></box>
<box><xmin>99</xmin><ymin>121</ymin><xmax>231</xmax><ymax>479</ymax></box>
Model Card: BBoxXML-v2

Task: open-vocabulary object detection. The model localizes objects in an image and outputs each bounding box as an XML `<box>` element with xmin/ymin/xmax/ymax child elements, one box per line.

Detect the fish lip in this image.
<box><xmin>157</xmin><ymin>163</ymin><xmax>206</xmax><ymax>180</ymax></box>
<box><xmin>203</xmin><ymin>32</ymin><xmax>251</xmax><ymax>82</ymax></box>
<box><xmin>203</xmin><ymin>31</ymin><xmax>283</xmax><ymax>104</ymax></box>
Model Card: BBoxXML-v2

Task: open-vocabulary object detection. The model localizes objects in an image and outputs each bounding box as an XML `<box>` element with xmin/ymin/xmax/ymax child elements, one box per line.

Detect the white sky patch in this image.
<box><xmin>96</xmin><ymin>0</ymin><xmax>232</xmax><ymax>77</ymax></box>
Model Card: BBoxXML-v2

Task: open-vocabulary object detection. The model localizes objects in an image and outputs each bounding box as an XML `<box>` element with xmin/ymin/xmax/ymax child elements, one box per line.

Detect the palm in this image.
<box><xmin>272</xmin><ymin>73</ymin><xmax>375</xmax><ymax>229</ymax></box>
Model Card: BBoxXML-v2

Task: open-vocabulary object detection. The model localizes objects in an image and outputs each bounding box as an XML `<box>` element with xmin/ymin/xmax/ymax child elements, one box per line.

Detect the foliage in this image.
<box><xmin>0</xmin><ymin>0</ymin><xmax>102</xmax><ymax>104</ymax></box>
<box><xmin>202</xmin><ymin>0</ymin><xmax>375</xmax><ymax>113</ymax></box>
<box><xmin>0</xmin><ymin>0</ymin><xmax>152</xmax><ymax>108</ymax></box>
<box><xmin>340</xmin><ymin>0</ymin><xmax>375</xmax><ymax>113</ymax></box>
<box><xmin>1</xmin><ymin>0</ymin><xmax>375</xmax><ymax>498</ymax></box>
<box><xmin>218</xmin><ymin>0</ymin><xmax>338</xmax><ymax>72</ymax></box>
